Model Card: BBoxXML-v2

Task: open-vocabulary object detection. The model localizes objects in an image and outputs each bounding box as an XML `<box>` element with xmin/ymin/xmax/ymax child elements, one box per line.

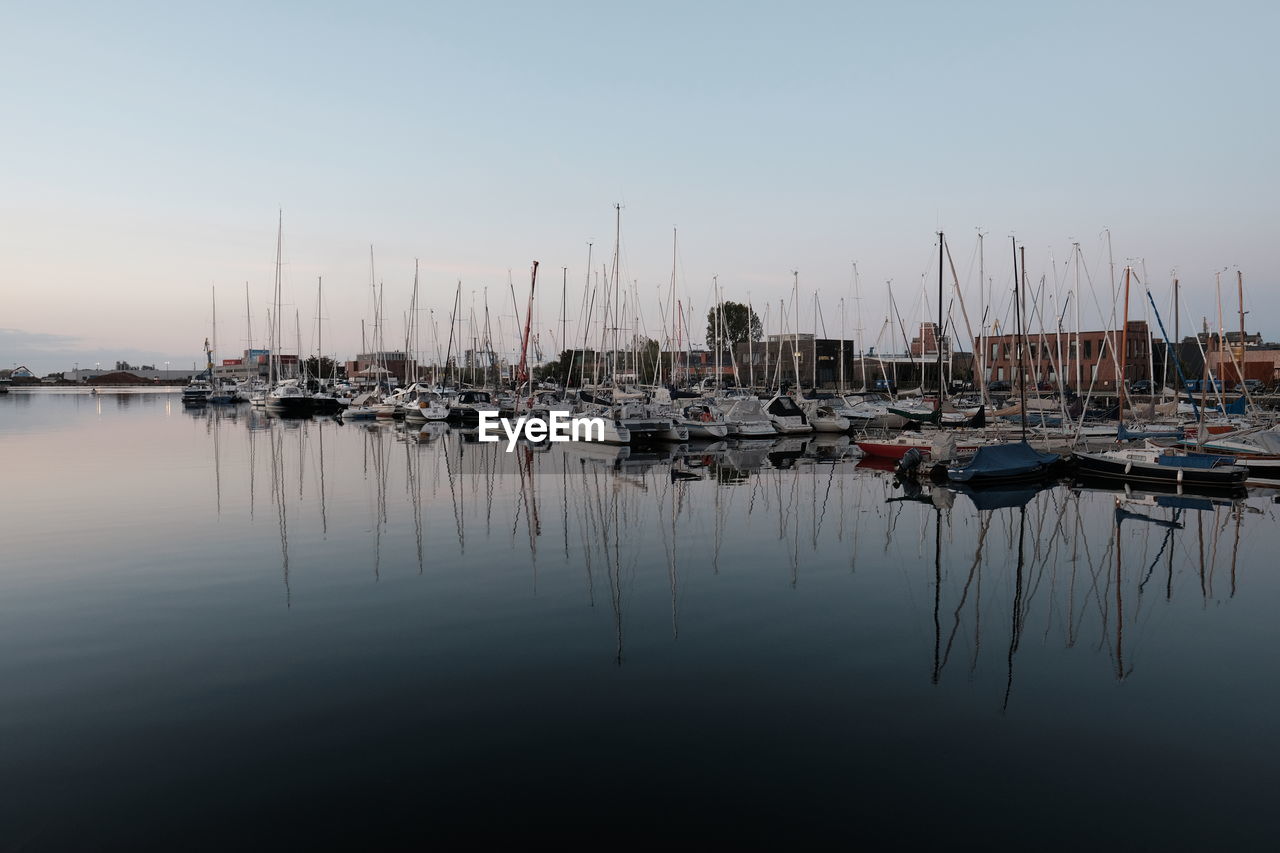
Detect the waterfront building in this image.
<box><xmin>981</xmin><ymin>321</ymin><xmax>1153</xmax><ymax>392</ymax></box>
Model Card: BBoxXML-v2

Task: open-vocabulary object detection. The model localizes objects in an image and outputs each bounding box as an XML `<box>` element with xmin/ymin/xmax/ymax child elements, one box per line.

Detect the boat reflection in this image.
<box><xmin>198</xmin><ymin>417</ymin><xmax>1276</xmax><ymax>708</ymax></box>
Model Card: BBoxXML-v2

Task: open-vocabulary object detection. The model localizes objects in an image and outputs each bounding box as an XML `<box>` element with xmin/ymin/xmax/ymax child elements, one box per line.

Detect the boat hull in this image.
<box><xmin>1071</xmin><ymin>451</ymin><xmax>1248</xmax><ymax>488</ymax></box>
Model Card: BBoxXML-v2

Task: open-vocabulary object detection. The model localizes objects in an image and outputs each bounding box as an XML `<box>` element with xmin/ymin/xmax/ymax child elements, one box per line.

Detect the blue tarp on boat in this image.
<box><xmin>1154</xmin><ymin>452</ymin><xmax>1236</xmax><ymax>469</ymax></box>
<box><xmin>1116</xmin><ymin>423</ymin><xmax>1182</xmax><ymax>441</ymax></box>
<box><xmin>948</xmin><ymin>441</ymin><xmax>1060</xmax><ymax>483</ymax></box>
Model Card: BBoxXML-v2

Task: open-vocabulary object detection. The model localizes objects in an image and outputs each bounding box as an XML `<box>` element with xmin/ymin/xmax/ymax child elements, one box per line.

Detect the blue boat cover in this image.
<box><xmin>949</xmin><ymin>441</ymin><xmax>1059</xmax><ymax>482</ymax></box>
<box><xmin>1116</xmin><ymin>423</ymin><xmax>1182</xmax><ymax>441</ymax></box>
<box><xmin>1154</xmin><ymin>452</ymin><xmax>1235</xmax><ymax>469</ymax></box>
<box><xmin>1191</xmin><ymin>395</ymin><xmax>1248</xmax><ymax>416</ymax></box>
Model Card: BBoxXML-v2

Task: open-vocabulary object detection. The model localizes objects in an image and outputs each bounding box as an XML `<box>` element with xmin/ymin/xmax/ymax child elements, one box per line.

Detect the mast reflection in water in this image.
<box><xmin>1</xmin><ymin>392</ymin><xmax>1278</xmax><ymax>846</ymax></box>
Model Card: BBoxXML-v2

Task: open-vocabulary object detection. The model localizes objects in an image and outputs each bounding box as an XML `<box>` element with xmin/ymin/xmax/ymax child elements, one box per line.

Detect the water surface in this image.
<box><xmin>2</xmin><ymin>390</ymin><xmax>1276</xmax><ymax>845</ymax></box>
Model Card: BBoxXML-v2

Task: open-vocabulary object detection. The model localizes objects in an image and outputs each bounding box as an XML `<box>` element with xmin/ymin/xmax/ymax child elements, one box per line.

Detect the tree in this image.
<box><xmin>634</xmin><ymin>336</ymin><xmax>661</xmax><ymax>381</ymax></box>
<box><xmin>540</xmin><ymin>348</ymin><xmax>595</xmax><ymax>386</ymax></box>
<box><xmin>303</xmin><ymin>356</ymin><xmax>340</xmax><ymax>379</ymax></box>
<box><xmin>706</xmin><ymin>301</ymin><xmax>763</xmax><ymax>346</ymax></box>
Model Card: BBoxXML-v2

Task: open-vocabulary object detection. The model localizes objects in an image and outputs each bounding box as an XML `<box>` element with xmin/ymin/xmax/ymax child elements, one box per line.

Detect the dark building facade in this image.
<box><xmin>980</xmin><ymin>321</ymin><xmax>1153</xmax><ymax>391</ymax></box>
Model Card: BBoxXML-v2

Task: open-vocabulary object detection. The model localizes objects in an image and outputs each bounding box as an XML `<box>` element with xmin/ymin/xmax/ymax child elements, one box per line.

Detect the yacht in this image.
<box><xmin>265</xmin><ymin>379</ymin><xmax>315</xmax><ymax>416</ymax></box>
<box><xmin>447</xmin><ymin>389</ymin><xmax>495</xmax><ymax>424</ymax></box>
<box><xmin>714</xmin><ymin>393</ymin><xmax>777</xmax><ymax>438</ymax></box>
<box><xmin>181</xmin><ymin>378</ymin><xmax>212</xmax><ymax>407</ymax></box>
<box><xmin>764</xmin><ymin>394</ymin><xmax>813</xmax><ymax>434</ymax></box>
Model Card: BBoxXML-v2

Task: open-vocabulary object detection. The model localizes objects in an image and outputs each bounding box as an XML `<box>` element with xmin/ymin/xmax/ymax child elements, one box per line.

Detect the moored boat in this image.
<box><xmin>1071</xmin><ymin>445</ymin><xmax>1248</xmax><ymax>489</ymax></box>
<box><xmin>945</xmin><ymin>441</ymin><xmax>1061</xmax><ymax>485</ymax></box>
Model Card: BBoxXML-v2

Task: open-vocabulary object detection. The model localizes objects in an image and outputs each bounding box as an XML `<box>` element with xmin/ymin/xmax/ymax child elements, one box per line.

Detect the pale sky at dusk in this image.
<box><xmin>2</xmin><ymin>0</ymin><xmax>1276</xmax><ymax>374</ymax></box>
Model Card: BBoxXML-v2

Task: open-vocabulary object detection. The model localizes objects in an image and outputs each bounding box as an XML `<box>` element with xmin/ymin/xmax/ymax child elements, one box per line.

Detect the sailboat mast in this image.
<box><xmin>812</xmin><ymin>290</ymin><xmax>818</xmax><ymax>391</ymax></box>
<box><xmin>612</xmin><ymin>203</ymin><xmax>621</xmax><ymax>386</ymax></box>
<box><xmin>560</xmin><ymin>265</ymin><xmax>567</xmax><ymax>387</ymax></box>
<box><xmin>1233</xmin><ymin>268</ymin><xmax>1244</xmax><ymax>361</ymax></box>
<box><xmin>977</xmin><ymin>232</ymin><xmax>986</xmax><ymax>402</ymax></box>
<box><xmin>1012</xmin><ymin>238</ymin><xmax>1026</xmax><ymax>441</ymax></box>
<box><xmin>669</xmin><ymin>228</ymin><xmax>677</xmax><ymax>387</ymax></box>
<box><xmin>245</xmin><ymin>282</ymin><xmax>253</xmax><ymax>358</ymax></box>
<box><xmin>516</xmin><ymin>261</ymin><xmax>539</xmax><ymax>390</ymax></box>
<box><xmin>1172</xmin><ymin>274</ymin><xmax>1180</xmax><ymax>355</ymax></box>
<box><xmin>270</xmin><ymin>210</ymin><xmax>282</xmax><ymax>386</ymax></box>
<box><xmin>1073</xmin><ymin>243</ymin><xmax>1082</xmax><ymax>395</ymax></box>
<box><xmin>791</xmin><ymin>271</ymin><xmax>801</xmax><ymax>392</ymax></box>
<box><xmin>838</xmin><ymin>296</ymin><xmax>845</xmax><ymax>394</ymax></box>
<box><xmin>936</xmin><ymin>231</ymin><xmax>944</xmax><ymax>414</ymax></box>
<box><xmin>853</xmin><ymin>262</ymin><xmax>866</xmax><ymax>391</ymax></box>
<box><xmin>316</xmin><ymin>276</ymin><xmax>323</xmax><ymax>384</ymax></box>
<box><xmin>445</xmin><ymin>281</ymin><xmax>460</xmax><ymax>386</ymax></box>
<box><xmin>1118</xmin><ymin>265</ymin><xmax>1131</xmax><ymax>425</ymax></box>
<box><xmin>411</xmin><ymin>260</ymin><xmax>420</xmax><ymax>385</ymax></box>
<box><xmin>294</xmin><ymin>309</ymin><xmax>302</xmax><ymax>384</ymax></box>
<box><xmin>211</xmin><ymin>286</ymin><xmax>218</xmax><ymax>370</ymax></box>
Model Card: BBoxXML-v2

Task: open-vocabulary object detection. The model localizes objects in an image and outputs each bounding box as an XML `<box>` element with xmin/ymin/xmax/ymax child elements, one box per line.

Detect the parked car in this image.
<box><xmin>1236</xmin><ymin>379</ymin><xmax>1264</xmax><ymax>393</ymax></box>
<box><xmin>873</xmin><ymin>378</ymin><xmax>897</xmax><ymax>393</ymax></box>
<box><xmin>987</xmin><ymin>380</ymin><xmax>1012</xmax><ymax>393</ymax></box>
<box><xmin>1128</xmin><ymin>380</ymin><xmax>1153</xmax><ymax>394</ymax></box>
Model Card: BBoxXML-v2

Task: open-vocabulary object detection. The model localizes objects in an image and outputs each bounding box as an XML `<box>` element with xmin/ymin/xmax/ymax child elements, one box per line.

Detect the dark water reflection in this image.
<box><xmin>2</xmin><ymin>391</ymin><xmax>1278</xmax><ymax>846</ymax></box>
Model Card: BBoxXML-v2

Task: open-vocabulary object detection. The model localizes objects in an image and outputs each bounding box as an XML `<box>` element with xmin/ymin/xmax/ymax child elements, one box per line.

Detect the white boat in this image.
<box><xmin>678</xmin><ymin>402</ymin><xmax>730</xmax><ymax>440</ymax></box>
<box><xmin>799</xmin><ymin>398</ymin><xmax>850</xmax><ymax>433</ymax></box>
<box><xmin>399</xmin><ymin>385</ymin><xmax>450</xmax><ymax>422</ymax></box>
<box><xmin>181</xmin><ymin>378</ymin><xmax>212</xmax><ymax>406</ymax></box>
<box><xmin>568</xmin><ymin>400</ymin><xmax>632</xmax><ymax>444</ymax></box>
<box><xmin>836</xmin><ymin>394</ymin><xmax>908</xmax><ymax>430</ymax></box>
<box><xmin>764</xmin><ymin>394</ymin><xmax>813</xmax><ymax>434</ymax></box>
<box><xmin>447</xmin><ymin>389</ymin><xmax>494</xmax><ymax>423</ymax></box>
<box><xmin>714</xmin><ymin>394</ymin><xmax>778</xmax><ymax>438</ymax></box>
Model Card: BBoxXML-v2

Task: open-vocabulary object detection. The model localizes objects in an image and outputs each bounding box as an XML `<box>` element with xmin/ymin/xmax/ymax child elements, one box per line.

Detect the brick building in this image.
<box><xmin>980</xmin><ymin>321</ymin><xmax>1154</xmax><ymax>391</ymax></box>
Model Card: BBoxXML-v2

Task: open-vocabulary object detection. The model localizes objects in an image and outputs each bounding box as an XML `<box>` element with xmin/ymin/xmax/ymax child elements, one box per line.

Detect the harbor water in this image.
<box><xmin>2</xmin><ymin>390</ymin><xmax>1278</xmax><ymax>845</ymax></box>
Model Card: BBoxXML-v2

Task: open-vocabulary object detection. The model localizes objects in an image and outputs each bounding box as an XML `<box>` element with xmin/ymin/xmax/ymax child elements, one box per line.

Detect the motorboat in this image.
<box><xmin>264</xmin><ymin>379</ymin><xmax>315</xmax><ymax>416</ymax></box>
<box><xmin>181</xmin><ymin>378</ymin><xmax>212</xmax><ymax>407</ymax></box>
<box><xmin>679</xmin><ymin>402</ymin><xmax>730</xmax><ymax>440</ymax></box>
<box><xmin>764</xmin><ymin>394</ymin><xmax>813</xmax><ymax>434</ymax></box>
<box><xmin>713</xmin><ymin>394</ymin><xmax>777</xmax><ymax>438</ymax></box>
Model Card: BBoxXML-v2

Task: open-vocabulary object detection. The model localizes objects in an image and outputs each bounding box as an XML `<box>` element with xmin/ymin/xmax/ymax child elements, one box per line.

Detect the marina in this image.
<box><xmin>6</xmin><ymin>1</ymin><xmax>1278</xmax><ymax>845</ymax></box>
<box><xmin>3</xmin><ymin>389</ymin><xmax>1280</xmax><ymax>845</ymax></box>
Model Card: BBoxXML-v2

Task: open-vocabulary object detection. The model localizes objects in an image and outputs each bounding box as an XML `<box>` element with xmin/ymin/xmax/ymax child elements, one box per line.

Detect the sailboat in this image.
<box><xmin>263</xmin><ymin>213</ymin><xmax>315</xmax><ymax>417</ymax></box>
<box><xmin>207</xmin><ymin>289</ymin><xmax>238</xmax><ymax>404</ymax></box>
<box><xmin>943</xmin><ymin>237</ymin><xmax>1064</xmax><ymax>484</ymax></box>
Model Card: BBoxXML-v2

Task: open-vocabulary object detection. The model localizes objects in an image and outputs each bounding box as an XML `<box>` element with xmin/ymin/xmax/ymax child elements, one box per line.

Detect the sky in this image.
<box><xmin>2</xmin><ymin>0</ymin><xmax>1276</xmax><ymax>375</ymax></box>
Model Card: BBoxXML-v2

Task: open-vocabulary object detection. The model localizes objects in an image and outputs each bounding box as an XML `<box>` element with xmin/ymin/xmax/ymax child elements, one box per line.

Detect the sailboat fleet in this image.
<box><xmin>191</xmin><ymin>211</ymin><xmax>1278</xmax><ymax>496</ymax></box>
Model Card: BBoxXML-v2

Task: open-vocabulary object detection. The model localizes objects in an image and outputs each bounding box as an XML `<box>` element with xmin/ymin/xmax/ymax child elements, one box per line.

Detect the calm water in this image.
<box><xmin>2</xmin><ymin>390</ymin><xmax>1278</xmax><ymax>846</ymax></box>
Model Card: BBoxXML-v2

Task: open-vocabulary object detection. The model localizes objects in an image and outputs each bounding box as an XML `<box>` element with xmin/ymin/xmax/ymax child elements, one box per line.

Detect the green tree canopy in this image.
<box><xmin>706</xmin><ymin>301</ymin><xmax>763</xmax><ymax>345</ymax></box>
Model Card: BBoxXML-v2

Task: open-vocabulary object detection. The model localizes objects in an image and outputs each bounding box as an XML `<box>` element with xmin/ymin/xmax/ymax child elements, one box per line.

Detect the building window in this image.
<box><xmin>997</xmin><ymin>367</ymin><xmax>1005</xmax><ymax>380</ymax></box>
<box><xmin>991</xmin><ymin>343</ymin><xmax>999</xmax><ymax>362</ymax></box>
<box><xmin>1083</xmin><ymin>339</ymin><xmax>1092</xmax><ymax>359</ymax></box>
